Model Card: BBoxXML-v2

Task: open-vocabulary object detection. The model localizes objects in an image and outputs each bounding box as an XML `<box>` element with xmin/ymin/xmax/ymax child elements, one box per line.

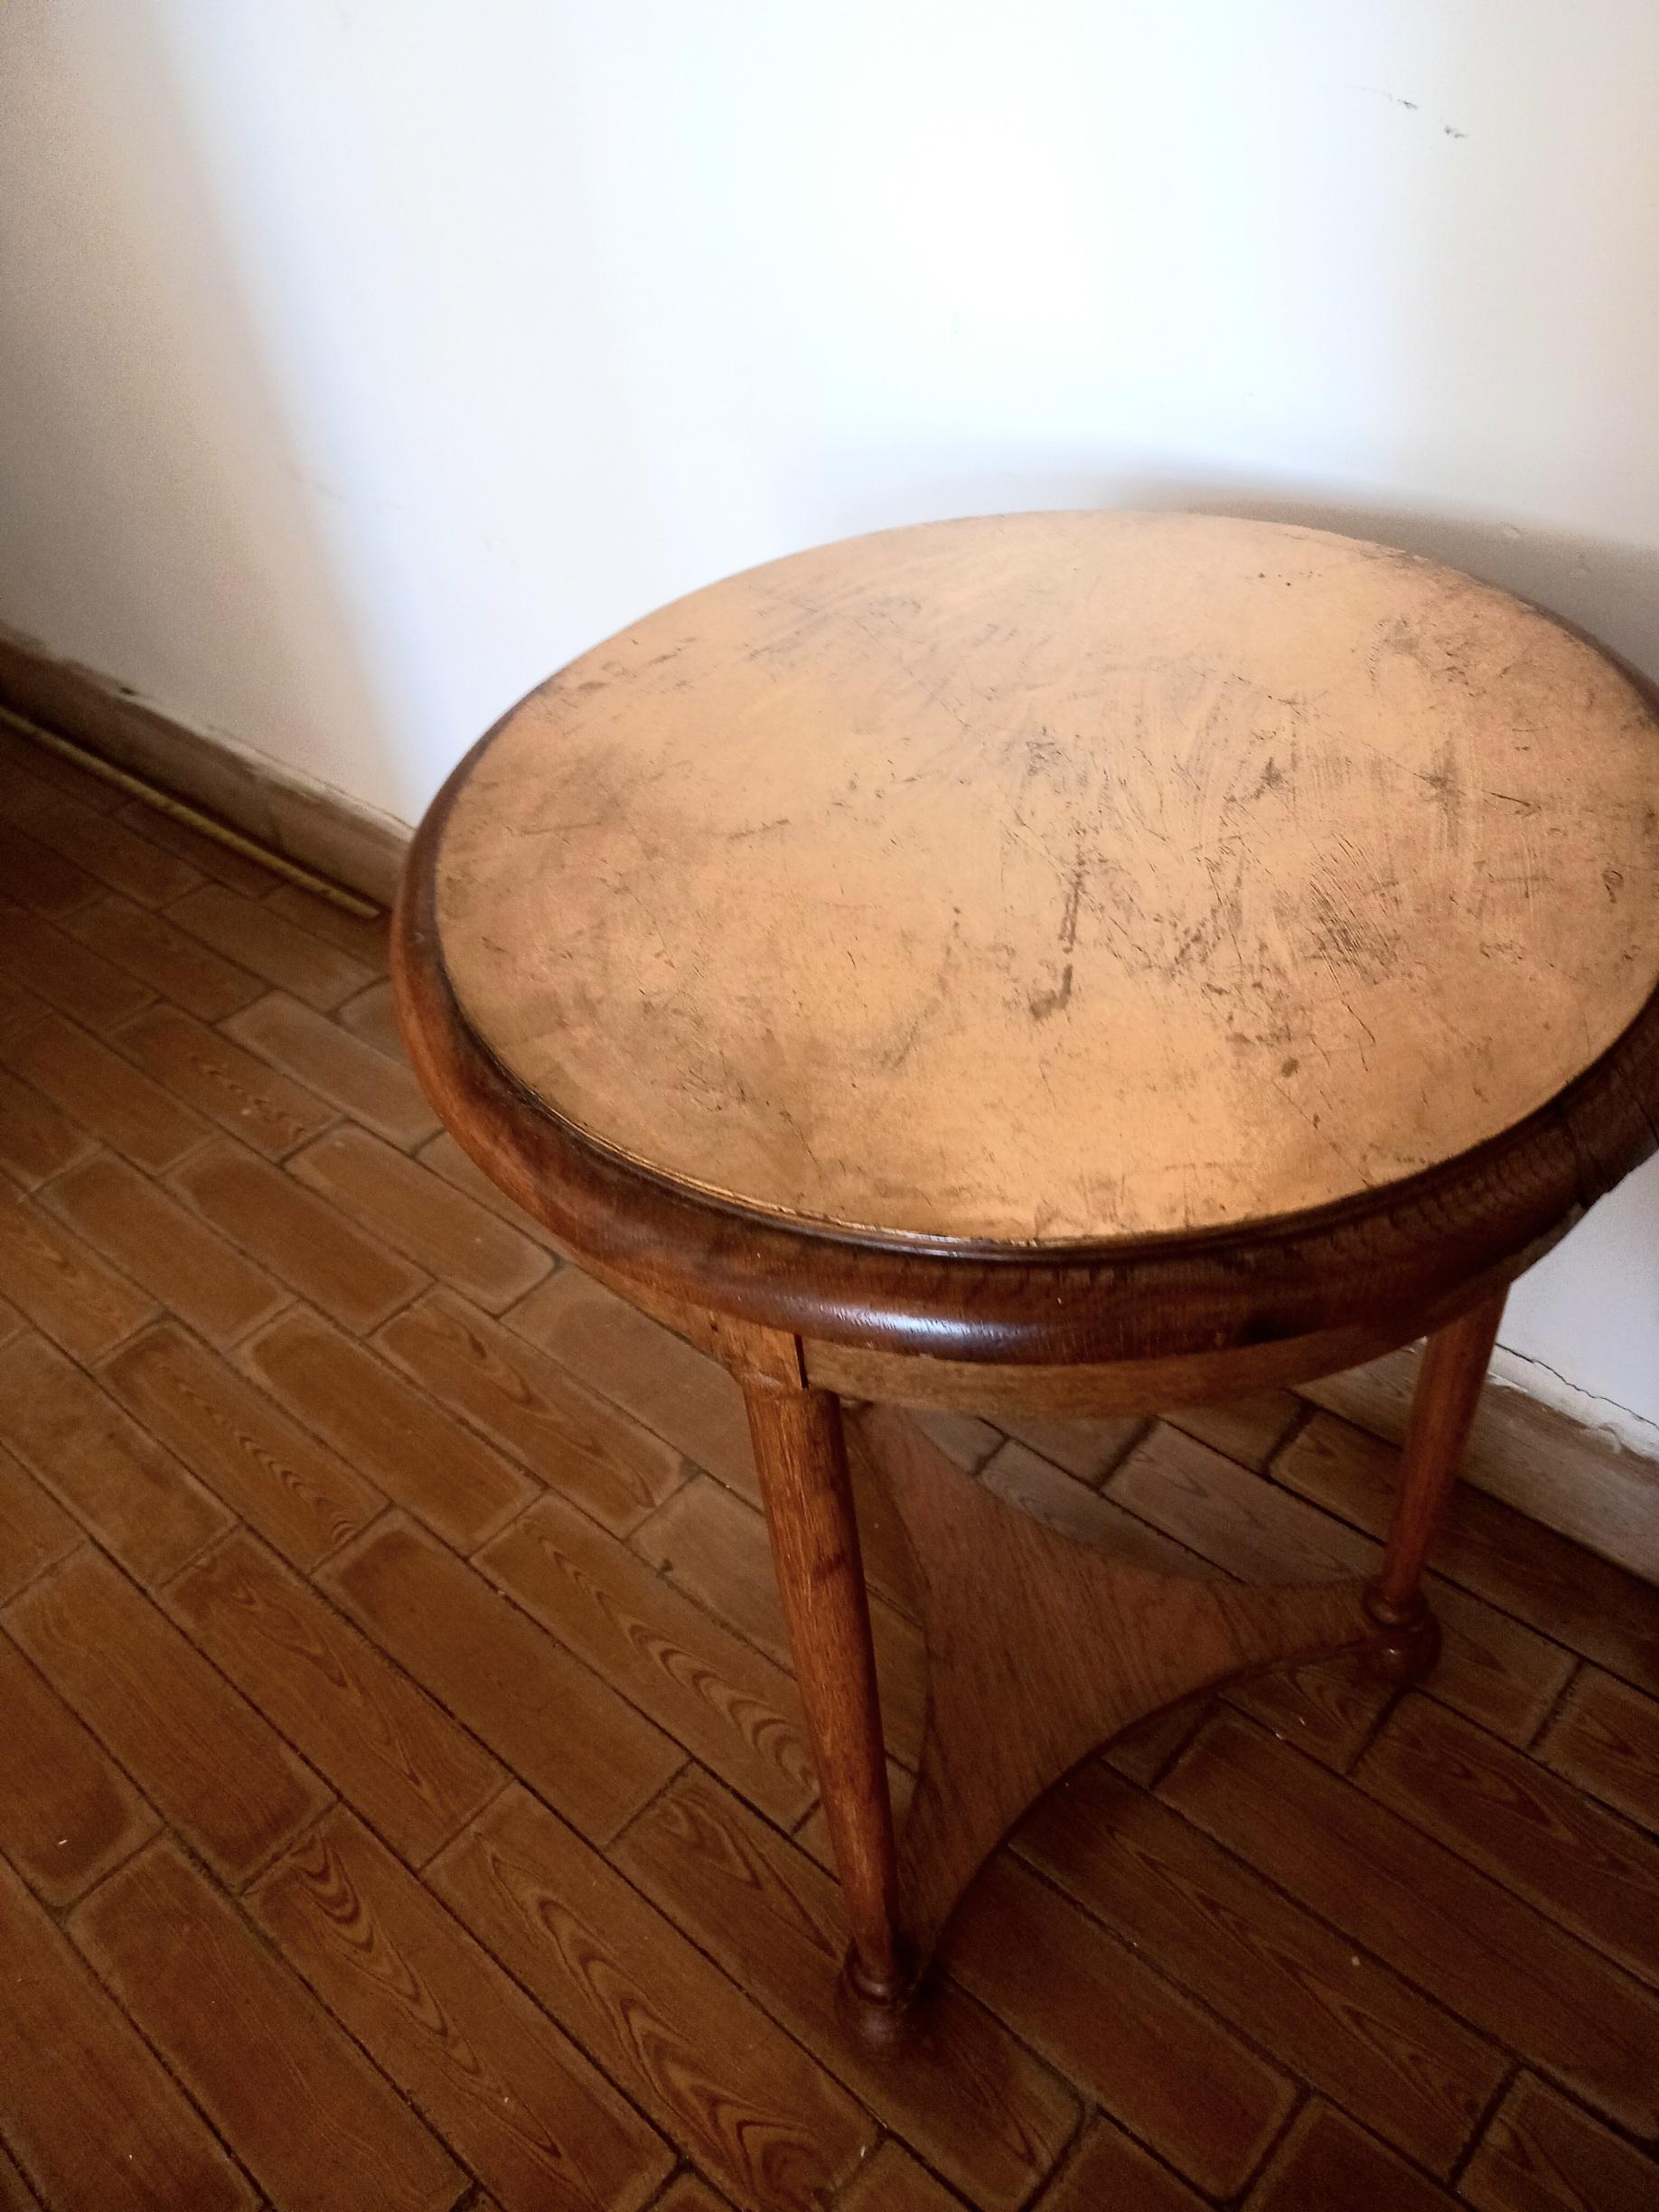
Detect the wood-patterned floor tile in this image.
<box><xmin>991</xmin><ymin>1413</ymin><xmax>1148</xmax><ymax>1484</ymax></box>
<box><xmin>72</xmin><ymin>1837</ymin><xmax>464</xmax><ymax>2212</ymax></box>
<box><xmin>249</xmin><ymin>1806</ymin><xmax>673</xmax><ymax>2212</ymax></box>
<box><xmin>0</xmin><ymin>1067</ymin><xmax>97</xmax><ymax>1190</ymax></box>
<box><xmin>60</xmin><ymin>893</ymin><xmax>263</xmax><ymax>1022</ymax></box>
<box><xmin>292</xmin><ymin>1123</ymin><xmax>553</xmax><ymax>1311</ymax></box>
<box><xmin>0</xmin><ymin>830</ymin><xmax>102</xmax><ymax>922</ymax></box>
<box><xmin>505</xmin><ymin>1270</ymin><xmax>756</xmax><ymax>1498</ymax></box>
<box><xmin>417</xmin><ymin>1127</ymin><xmax>567</xmax><ymax>1244</ymax></box>
<box><xmin>614</xmin><ymin>1770</ymin><xmax>1078</xmax><ymax>2212</ymax></box>
<box><xmin>431</xmin><ymin>1786</ymin><xmax>875</xmax><ymax>2210</ymax></box>
<box><xmin>0</xmin><ymin>903</ymin><xmax>150</xmax><ymax>1027</ymax></box>
<box><xmin>0</xmin><ymin>732</ymin><xmax>117</xmax><ymax>817</ymax></box>
<box><xmin>0</xmin><ymin>1856</ymin><xmax>254</xmax><ymax>2212</ymax></box>
<box><xmin>1243</xmin><ymin>2103</ymin><xmax>1453</xmax><ymax>2210</ymax></box>
<box><xmin>1537</xmin><ymin>1668</ymin><xmax>1659</xmax><ymax>1833</ymax></box>
<box><xmin>1034</xmin><ymin>2119</ymin><xmax>1204</xmax><ymax>2211</ymax></box>
<box><xmin>1102</xmin><ymin>1700</ymin><xmax>1210</xmax><ymax>1787</ymax></box>
<box><xmin>1108</xmin><ymin>1425</ymin><xmax>1373</xmax><ymax>1583</ymax></box>
<box><xmin>0</xmin><ymin>1630</ymin><xmax>159</xmax><ymax>1905</ymax></box>
<box><xmin>648</xmin><ymin>2179</ymin><xmax>733</xmax><ymax>2212</ymax></box>
<box><xmin>378</xmin><ymin>1290</ymin><xmax>686</xmax><ymax>1535</ymax></box>
<box><xmin>224</xmin><ymin>990</ymin><xmax>438</xmax><ymax>1148</ymax></box>
<box><xmin>168</xmin><ymin>883</ymin><xmax>372</xmax><ymax>1008</ymax></box>
<box><xmin>1108</xmin><ymin>1423</ymin><xmax>1574</xmax><ymax>1746</ymax></box>
<box><xmin>1276</xmin><ymin>1413</ymin><xmax>1659</xmax><ymax>1697</ymax></box>
<box><xmin>1162</xmin><ymin>1714</ymin><xmax>1659</xmax><ymax>2135</ymax></box>
<box><xmin>2</xmin><ymin>1013</ymin><xmax>207</xmax><ymax>1171</ymax></box>
<box><xmin>171</xmin><ymin>1135</ymin><xmax>426</xmax><ymax>1332</ymax></box>
<box><xmin>630</xmin><ymin>1473</ymin><xmax>926</xmax><ymax>1767</ymax></box>
<box><xmin>323</xmin><ymin>1514</ymin><xmax>684</xmax><ymax>1843</ymax></box>
<box><xmin>0</xmin><ymin>2142</ymin><xmax>42</xmax><ymax>2211</ymax></box>
<box><xmin>1163</xmin><ymin>1390</ymin><xmax>1304</xmax><ymax>1472</ymax></box>
<box><xmin>1358</xmin><ymin>1696</ymin><xmax>1659</xmax><ymax>1989</ymax></box>
<box><xmin>0</xmin><ymin>1332</ymin><xmax>227</xmax><ymax>1583</ymax></box>
<box><xmin>944</xmin><ymin>1852</ymin><xmax>1294</xmax><ymax>2197</ymax></box>
<box><xmin>1459</xmin><ymin>2074</ymin><xmax>1659</xmax><ymax>2212</ymax></box>
<box><xmin>101</xmin><ymin>1323</ymin><xmax>380</xmax><ymax>1571</ymax></box>
<box><xmin>113</xmin><ymin>798</ymin><xmax>282</xmax><ymax>895</ymax></box>
<box><xmin>18</xmin><ymin>794</ymin><xmax>201</xmax><ymax>907</ymax></box>
<box><xmin>263</xmin><ymin>882</ymin><xmax>391</xmax><ymax>970</ymax></box>
<box><xmin>338</xmin><ymin>977</ymin><xmax>407</xmax><ymax>1057</ymax></box>
<box><xmin>1016</xmin><ymin>1760</ymin><xmax>1503</xmax><ymax>2174</ymax></box>
<box><xmin>43</xmin><ymin>1154</ymin><xmax>286</xmax><ymax>1345</ymax></box>
<box><xmin>114</xmin><ymin>1003</ymin><xmax>334</xmax><ymax>1158</ymax></box>
<box><xmin>7</xmin><ymin>1548</ymin><xmax>329</xmax><ymax>1885</ymax></box>
<box><xmin>245</xmin><ymin>1308</ymin><xmax>537</xmax><ymax>1551</ymax></box>
<box><xmin>171</xmin><ymin>1532</ymin><xmax>502</xmax><ymax>1865</ymax></box>
<box><xmin>479</xmin><ymin>1492</ymin><xmax>816</xmax><ymax>1824</ymax></box>
<box><xmin>836</xmin><ymin>2141</ymin><xmax>970</xmax><ymax>2210</ymax></box>
<box><xmin>979</xmin><ymin>1440</ymin><xmax>1195</xmax><ymax>1572</ymax></box>
<box><xmin>0</xmin><ymin>1448</ymin><xmax>79</xmax><ymax>1605</ymax></box>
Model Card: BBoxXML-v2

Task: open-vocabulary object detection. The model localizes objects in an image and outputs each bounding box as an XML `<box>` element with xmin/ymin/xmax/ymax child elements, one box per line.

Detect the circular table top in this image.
<box><xmin>426</xmin><ymin>512</ymin><xmax>1659</xmax><ymax>1252</ymax></box>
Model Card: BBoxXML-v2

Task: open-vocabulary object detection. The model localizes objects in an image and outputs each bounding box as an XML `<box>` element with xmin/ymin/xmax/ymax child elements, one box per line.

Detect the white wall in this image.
<box><xmin>2</xmin><ymin>1</ymin><xmax>1655</xmax><ymax>1444</ymax></box>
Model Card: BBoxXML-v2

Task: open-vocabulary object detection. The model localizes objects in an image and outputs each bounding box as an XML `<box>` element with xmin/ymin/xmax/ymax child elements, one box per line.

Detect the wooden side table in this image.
<box><xmin>394</xmin><ymin>512</ymin><xmax>1659</xmax><ymax>2032</ymax></box>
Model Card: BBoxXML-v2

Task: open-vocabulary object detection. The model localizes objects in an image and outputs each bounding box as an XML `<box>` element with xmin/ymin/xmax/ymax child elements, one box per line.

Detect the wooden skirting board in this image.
<box><xmin>2</xmin><ymin>622</ymin><xmax>1653</xmax><ymax>1584</ymax></box>
<box><xmin>0</xmin><ymin>625</ymin><xmax>408</xmax><ymax>906</ymax></box>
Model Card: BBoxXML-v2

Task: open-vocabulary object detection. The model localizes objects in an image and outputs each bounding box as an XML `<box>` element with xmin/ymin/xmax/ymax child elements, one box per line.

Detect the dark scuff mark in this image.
<box><xmin>1059</xmin><ymin>857</ymin><xmax>1085</xmax><ymax>954</ymax></box>
<box><xmin>1029</xmin><ymin>962</ymin><xmax>1074</xmax><ymax>1021</ymax></box>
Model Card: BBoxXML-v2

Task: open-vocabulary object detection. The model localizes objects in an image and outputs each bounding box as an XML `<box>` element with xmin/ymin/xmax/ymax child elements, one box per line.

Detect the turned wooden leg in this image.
<box><xmin>740</xmin><ymin>1366</ymin><xmax>905</xmax><ymax>2013</ymax></box>
<box><xmin>1366</xmin><ymin>1289</ymin><xmax>1507</xmax><ymax>1682</ymax></box>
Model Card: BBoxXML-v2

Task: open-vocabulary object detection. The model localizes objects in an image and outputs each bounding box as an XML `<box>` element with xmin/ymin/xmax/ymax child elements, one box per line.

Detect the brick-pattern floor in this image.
<box><xmin>1</xmin><ymin>722</ymin><xmax>1657</xmax><ymax>2210</ymax></box>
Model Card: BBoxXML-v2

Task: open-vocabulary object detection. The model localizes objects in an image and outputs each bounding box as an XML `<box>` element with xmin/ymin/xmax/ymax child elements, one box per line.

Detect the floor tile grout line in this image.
<box><xmin>157</xmin><ymin>1135</ymin><xmax>442</xmax><ymax>1332</ymax></box>
<box><xmin>1445</xmin><ymin>2057</ymin><xmax>1522</xmax><ymax>2194</ymax></box>
<box><xmin>369</xmin><ymin>1289</ymin><xmax>692</xmax><ymax>1532</ymax></box>
<box><xmin>24</xmin><ymin>1143</ymin><xmax>297</xmax><ymax>1349</ymax></box>
<box><xmin>0</xmin><ymin>1613</ymin><xmax>170</xmax><ymax>1921</ymax></box>
<box><xmin>1138</xmin><ymin>1707</ymin><xmax>1655</xmax><ymax>2135</ymax></box>
<box><xmin>1344</xmin><ymin>1685</ymin><xmax>1659</xmax><ymax>1980</ymax></box>
<box><xmin>998</xmin><ymin>1819</ymin><xmax>1481</xmax><ymax>2188</ymax></box>
<box><xmin>1524</xmin><ymin>1654</ymin><xmax>1581</xmax><ymax>1756</ymax></box>
<box><xmin>155</xmin><ymin>1504</ymin><xmax>548</xmax><ymax>1879</ymax></box>
<box><xmin>1230</xmin><ymin>2077</ymin><xmax>1313</xmax><ymax>2207</ymax></box>
<box><xmin>244</xmin><ymin>1795</ymin><xmax>688</xmax><ymax>2194</ymax></box>
<box><xmin>67</xmin><ymin>1812</ymin><xmax>488</xmax><ymax>2211</ymax></box>
<box><xmin>33</xmin><ymin>1831</ymin><xmax>291</xmax><ymax>2212</ymax></box>
<box><xmin>1</xmin><ymin>1537</ymin><xmax>351</xmax><ymax>1898</ymax></box>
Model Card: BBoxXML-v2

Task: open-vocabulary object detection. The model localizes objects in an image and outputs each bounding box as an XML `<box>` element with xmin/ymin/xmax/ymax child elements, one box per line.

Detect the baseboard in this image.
<box><xmin>0</xmin><ymin>624</ymin><xmax>411</xmax><ymax>905</ymax></box>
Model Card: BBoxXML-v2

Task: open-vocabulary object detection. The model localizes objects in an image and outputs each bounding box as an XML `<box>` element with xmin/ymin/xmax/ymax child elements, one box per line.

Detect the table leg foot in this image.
<box><xmin>1363</xmin><ymin>1581</ymin><xmax>1443</xmax><ymax>1685</ymax></box>
<box><xmin>837</xmin><ymin>1943</ymin><xmax>921</xmax><ymax>2048</ymax></box>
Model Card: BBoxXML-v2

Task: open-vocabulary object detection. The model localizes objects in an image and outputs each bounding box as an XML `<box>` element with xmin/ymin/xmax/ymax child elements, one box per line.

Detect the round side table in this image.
<box><xmin>393</xmin><ymin>511</ymin><xmax>1659</xmax><ymax>2029</ymax></box>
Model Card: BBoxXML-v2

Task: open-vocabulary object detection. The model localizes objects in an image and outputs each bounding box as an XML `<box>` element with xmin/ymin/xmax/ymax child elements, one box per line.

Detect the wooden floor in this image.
<box><xmin>2</xmin><ymin>728</ymin><xmax>1658</xmax><ymax>2212</ymax></box>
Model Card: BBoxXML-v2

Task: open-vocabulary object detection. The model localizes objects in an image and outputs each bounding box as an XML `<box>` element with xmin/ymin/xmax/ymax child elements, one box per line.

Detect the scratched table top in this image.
<box><xmin>432</xmin><ymin>511</ymin><xmax>1659</xmax><ymax>1246</ymax></box>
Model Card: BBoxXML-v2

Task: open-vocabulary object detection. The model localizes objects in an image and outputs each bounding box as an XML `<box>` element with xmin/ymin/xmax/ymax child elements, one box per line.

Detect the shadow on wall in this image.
<box><xmin>801</xmin><ymin>446</ymin><xmax>1659</xmax><ymax>691</ymax></box>
<box><xmin>0</xmin><ymin>5</ymin><xmax>398</xmax><ymax>814</ymax></box>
